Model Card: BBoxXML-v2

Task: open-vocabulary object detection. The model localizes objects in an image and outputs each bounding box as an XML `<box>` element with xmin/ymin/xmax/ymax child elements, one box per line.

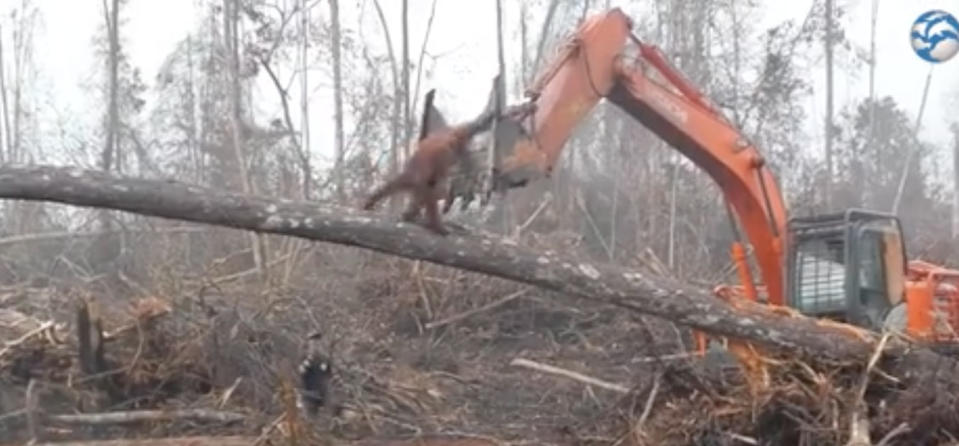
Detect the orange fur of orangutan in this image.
<box><xmin>362</xmin><ymin>120</ymin><xmax>492</xmax><ymax>235</ymax></box>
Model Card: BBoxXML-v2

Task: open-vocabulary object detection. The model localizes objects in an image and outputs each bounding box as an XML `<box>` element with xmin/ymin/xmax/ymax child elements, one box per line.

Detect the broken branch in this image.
<box><xmin>0</xmin><ymin>321</ymin><xmax>55</xmax><ymax>360</ymax></box>
<box><xmin>45</xmin><ymin>408</ymin><xmax>245</xmax><ymax>425</ymax></box>
<box><xmin>509</xmin><ymin>357</ymin><xmax>630</xmax><ymax>394</ymax></box>
<box><xmin>425</xmin><ymin>288</ymin><xmax>528</xmax><ymax>329</ymax></box>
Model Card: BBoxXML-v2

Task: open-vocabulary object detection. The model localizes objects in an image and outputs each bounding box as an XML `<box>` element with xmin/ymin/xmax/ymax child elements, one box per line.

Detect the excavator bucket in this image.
<box><xmin>419</xmin><ymin>75</ymin><xmax>528</xmax><ymax>214</ymax></box>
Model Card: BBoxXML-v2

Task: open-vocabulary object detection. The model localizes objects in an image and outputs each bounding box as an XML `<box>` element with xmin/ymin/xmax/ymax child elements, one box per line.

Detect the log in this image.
<box><xmin>29</xmin><ymin>437</ymin><xmax>257</xmax><ymax>446</ymax></box>
<box><xmin>27</xmin><ymin>436</ymin><xmax>498</xmax><ymax>446</ymax></box>
<box><xmin>45</xmin><ymin>409</ymin><xmax>245</xmax><ymax>425</ymax></box>
<box><xmin>0</xmin><ymin>165</ymin><xmax>941</xmax><ymax>370</ymax></box>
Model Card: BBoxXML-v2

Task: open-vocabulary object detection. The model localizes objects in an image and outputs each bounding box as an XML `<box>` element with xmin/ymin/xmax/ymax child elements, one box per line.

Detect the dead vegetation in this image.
<box><xmin>0</xmin><ymin>224</ymin><xmax>955</xmax><ymax>446</ymax></box>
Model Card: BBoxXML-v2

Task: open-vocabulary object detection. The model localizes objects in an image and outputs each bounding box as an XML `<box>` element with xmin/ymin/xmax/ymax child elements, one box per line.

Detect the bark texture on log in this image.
<box><xmin>46</xmin><ymin>409</ymin><xmax>245</xmax><ymax>425</ymax></box>
<box><xmin>0</xmin><ymin>165</ymin><xmax>929</xmax><ymax>367</ymax></box>
<box><xmin>32</xmin><ymin>437</ymin><xmax>257</xmax><ymax>446</ymax></box>
<box><xmin>30</xmin><ymin>436</ymin><xmax>498</xmax><ymax>446</ymax></box>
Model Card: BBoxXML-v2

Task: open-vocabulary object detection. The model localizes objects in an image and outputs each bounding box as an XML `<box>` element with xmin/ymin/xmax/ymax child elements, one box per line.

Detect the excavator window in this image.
<box><xmin>854</xmin><ymin>228</ymin><xmax>890</xmax><ymax>327</ymax></box>
<box><xmin>786</xmin><ymin>210</ymin><xmax>907</xmax><ymax>330</ymax></box>
<box><xmin>857</xmin><ymin>232</ymin><xmax>885</xmax><ymax>294</ymax></box>
<box><xmin>792</xmin><ymin>236</ymin><xmax>847</xmax><ymax>316</ymax></box>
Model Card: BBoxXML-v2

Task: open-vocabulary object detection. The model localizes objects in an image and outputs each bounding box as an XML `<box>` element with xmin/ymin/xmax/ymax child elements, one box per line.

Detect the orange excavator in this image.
<box><xmin>427</xmin><ymin>8</ymin><xmax>959</xmax><ymax>345</ymax></box>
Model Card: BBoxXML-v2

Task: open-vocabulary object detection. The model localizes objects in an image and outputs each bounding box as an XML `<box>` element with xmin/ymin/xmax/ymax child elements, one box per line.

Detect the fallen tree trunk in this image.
<box><xmin>45</xmin><ymin>409</ymin><xmax>245</xmax><ymax>426</ymax></box>
<box><xmin>30</xmin><ymin>437</ymin><xmax>498</xmax><ymax>446</ymax></box>
<box><xmin>31</xmin><ymin>437</ymin><xmax>257</xmax><ymax>446</ymax></box>
<box><xmin>0</xmin><ymin>165</ymin><xmax>940</xmax><ymax>368</ymax></box>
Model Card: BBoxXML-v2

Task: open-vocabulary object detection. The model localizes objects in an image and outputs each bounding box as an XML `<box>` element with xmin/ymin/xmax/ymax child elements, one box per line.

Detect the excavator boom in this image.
<box><xmin>491</xmin><ymin>8</ymin><xmax>789</xmax><ymax>305</ymax></box>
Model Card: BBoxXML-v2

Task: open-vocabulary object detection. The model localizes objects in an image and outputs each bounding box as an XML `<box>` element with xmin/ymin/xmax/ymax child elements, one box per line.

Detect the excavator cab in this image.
<box><xmin>785</xmin><ymin>209</ymin><xmax>907</xmax><ymax>331</ymax></box>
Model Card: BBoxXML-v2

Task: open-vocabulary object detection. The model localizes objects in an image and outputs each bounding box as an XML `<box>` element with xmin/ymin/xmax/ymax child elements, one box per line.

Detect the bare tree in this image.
<box><xmin>223</xmin><ymin>0</ymin><xmax>267</xmax><ymax>278</ymax></box>
<box><xmin>862</xmin><ymin>0</ymin><xmax>879</xmax><ymax>207</ymax></box>
<box><xmin>408</xmin><ymin>0</ymin><xmax>438</xmax><ymax>122</ymax></box>
<box><xmin>824</xmin><ymin>0</ymin><xmax>835</xmax><ymax>210</ymax></box>
<box><xmin>531</xmin><ymin>0</ymin><xmax>561</xmax><ymax>78</ymax></box>
<box><xmin>102</xmin><ymin>0</ymin><xmax>120</xmax><ymax>173</ymax></box>
<box><xmin>519</xmin><ymin>1</ymin><xmax>529</xmax><ymax>87</ymax></box>
<box><xmin>401</xmin><ymin>0</ymin><xmax>410</xmax><ymax>158</ymax></box>
<box><xmin>89</xmin><ymin>0</ymin><xmax>122</xmax><ymax>268</ymax></box>
<box><xmin>7</xmin><ymin>0</ymin><xmax>39</xmax><ymax>165</ymax></box>
<box><xmin>372</xmin><ymin>0</ymin><xmax>400</xmax><ymax>211</ymax></box>
<box><xmin>0</xmin><ymin>24</ymin><xmax>8</xmax><ymax>161</ymax></box>
<box><xmin>300</xmin><ymin>0</ymin><xmax>311</xmax><ymax>199</ymax></box>
<box><xmin>891</xmin><ymin>66</ymin><xmax>934</xmax><ymax>215</ymax></box>
<box><xmin>329</xmin><ymin>0</ymin><xmax>344</xmax><ymax>201</ymax></box>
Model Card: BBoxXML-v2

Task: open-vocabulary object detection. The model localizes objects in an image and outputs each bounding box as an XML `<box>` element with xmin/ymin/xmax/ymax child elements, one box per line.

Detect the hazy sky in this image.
<box><xmin>2</xmin><ymin>0</ymin><xmax>958</xmax><ymax>175</ymax></box>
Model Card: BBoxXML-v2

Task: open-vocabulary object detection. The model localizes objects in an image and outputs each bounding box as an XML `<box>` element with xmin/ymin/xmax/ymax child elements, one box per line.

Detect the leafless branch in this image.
<box><xmin>509</xmin><ymin>358</ymin><xmax>630</xmax><ymax>394</ymax></box>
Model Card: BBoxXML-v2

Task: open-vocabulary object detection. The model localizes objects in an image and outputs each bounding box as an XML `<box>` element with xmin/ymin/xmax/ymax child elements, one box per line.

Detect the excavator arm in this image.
<box><xmin>488</xmin><ymin>8</ymin><xmax>789</xmax><ymax>305</ymax></box>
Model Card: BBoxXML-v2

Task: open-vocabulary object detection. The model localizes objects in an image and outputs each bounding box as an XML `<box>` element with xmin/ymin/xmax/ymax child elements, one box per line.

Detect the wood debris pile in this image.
<box><xmin>0</xmin><ymin>271</ymin><xmax>958</xmax><ymax>445</ymax></box>
<box><xmin>570</xmin><ymin>340</ymin><xmax>959</xmax><ymax>446</ymax></box>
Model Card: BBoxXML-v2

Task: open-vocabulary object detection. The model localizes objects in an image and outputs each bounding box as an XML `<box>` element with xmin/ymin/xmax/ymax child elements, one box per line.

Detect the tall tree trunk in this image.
<box><xmin>372</xmin><ymin>0</ymin><xmax>400</xmax><ymax>211</ymax></box>
<box><xmin>224</xmin><ymin>0</ymin><xmax>250</xmax><ymax>193</ymax></box>
<box><xmin>519</xmin><ymin>2</ymin><xmax>529</xmax><ymax>87</ymax></box>
<box><xmin>891</xmin><ymin>66</ymin><xmax>934</xmax><ymax>214</ymax></box>
<box><xmin>329</xmin><ymin>0</ymin><xmax>344</xmax><ymax>201</ymax></box>
<box><xmin>824</xmin><ymin>0</ymin><xmax>834</xmax><ymax>211</ymax></box>
<box><xmin>0</xmin><ymin>24</ymin><xmax>8</xmax><ymax>228</ymax></box>
<box><xmin>223</xmin><ymin>0</ymin><xmax>268</xmax><ymax>280</ymax></box>
<box><xmin>299</xmin><ymin>0</ymin><xmax>312</xmax><ymax>200</ymax></box>
<box><xmin>401</xmin><ymin>0</ymin><xmax>410</xmax><ymax>160</ymax></box>
<box><xmin>492</xmin><ymin>0</ymin><xmax>511</xmax><ymax>233</ymax></box>
<box><xmin>865</xmin><ymin>0</ymin><xmax>878</xmax><ymax>206</ymax></box>
<box><xmin>102</xmin><ymin>0</ymin><xmax>119</xmax><ymax>173</ymax></box>
<box><xmin>88</xmin><ymin>0</ymin><xmax>122</xmax><ymax>270</ymax></box>
<box><xmin>0</xmin><ymin>24</ymin><xmax>8</xmax><ymax>162</ymax></box>
<box><xmin>531</xmin><ymin>0</ymin><xmax>561</xmax><ymax>77</ymax></box>
<box><xmin>11</xmin><ymin>10</ymin><xmax>23</xmax><ymax>164</ymax></box>
<box><xmin>186</xmin><ymin>31</ymin><xmax>201</xmax><ymax>183</ymax></box>
<box><xmin>409</xmin><ymin>0</ymin><xmax>438</xmax><ymax>122</ymax></box>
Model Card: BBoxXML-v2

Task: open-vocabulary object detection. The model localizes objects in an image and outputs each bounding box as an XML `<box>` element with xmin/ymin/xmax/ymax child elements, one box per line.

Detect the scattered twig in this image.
<box><xmin>0</xmin><ymin>320</ymin><xmax>55</xmax><ymax>360</ymax></box>
<box><xmin>219</xmin><ymin>377</ymin><xmax>243</xmax><ymax>409</ymax></box>
<box><xmin>629</xmin><ymin>351</ymin><xmax>701</xmax><ymax>363</ymax></box>
<box><xmin>0</xmin><ymin>407</ymin><xmax>27</xmax><ymax>423</ymax></box>
<box><xmin>45</xmin><ymin>409</ymin><xmax>245</xmax><ymax>425</ymax></box>
<box><xmin>102</xmin><ymin>304</ymin><xmax>171</xmax><ymax>342</ymax></box>
<box><xmin>116</xmin><ymin>269</ymin><xmax>150</xmax><ymax>297</ymax></box>
<box><xmin>512</xmin><ymin>194</ymin><xmax>552</xmax><ymax>239</ymax></box>
<box><xmin>425</xmin><ymin>288</ymin><xmax>528</xmax><ymax>329</ymax></box>
<box><xmin>253</xmin><ymin>414</ymin><xmax>285</xmax><ymax>446</ymax></box>
<box><xmin>876</xmin><ymin>422</ymin><xmax>910</xmax><ymax>446</ymax></box>
<box><xmin>208</xmin><ymin>251</ymin><xmax>294</xmax><ymax>286</ymax></box>
<box><xmin>847</xmin><ymin>332</ymin><xmax>893</xmax><ymax>446</ymax></box>
<box><xmin>575</xmin><ymin>192</ymin><xmax>614</xmax><ymax>260</ymax></box>
<box><xmin>855</xmin><ymin>332</ymin><xmax>893</xmax><ymax>401</ymax></box>
<box><xmin>726</xmin><ymin>432</ymin><xmax>758</xmax><ymax>445</ymax></box>
<box><xmin>26</xmin><ymin>379</ymin><xmax>39</xmax><ymax>444</ymax></box>
<box><xmin>411</xmin><ymin>261</ymin><xmax>434</xmax><ymax>321</ymax></box>
<box><xmin>635</xmin><ymin>374</ymin><xmax>660</xmax><ymax>433</ymax></box>
<box><xmin>509</xmin><ymin>357</ymin><xmax>630</xmax><ymax>394</ymax></box>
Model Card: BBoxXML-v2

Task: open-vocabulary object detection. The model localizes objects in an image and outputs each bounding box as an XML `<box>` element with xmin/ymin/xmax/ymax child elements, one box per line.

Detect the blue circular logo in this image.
<box><xmin>910</xmin><ymin>10</ymin><xmax>959</xmax><ymax>63</ymax></box>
